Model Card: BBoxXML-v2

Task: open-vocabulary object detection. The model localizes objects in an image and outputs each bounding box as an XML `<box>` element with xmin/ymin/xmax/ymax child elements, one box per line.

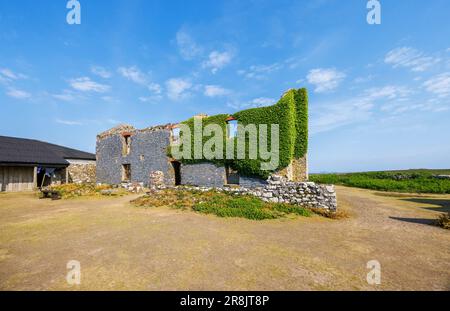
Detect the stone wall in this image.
<box><xmin>96</xmin><ymin>125</ymin><xmax>176</xmax><ymax>186</ymax></box>
<box><xmin>244</xmin><ymin>175</ymin><xmax>337</xmax><ymax>210</ymax></box>
<box><xmin>276</xmin><ymin>155</ymin><xmax>308</xmax><ymax>182</ymax></box>
<box><xmin>181</xmin><ymin>163</ymin><xmax>226</xmax><ymax>187</ymax></box>
<box><xmin>67</xmin><ymin>162</ymin><xmax>96</xmax><ymax>184</ymax></box>
<box><xmin>218</xmin><ymin>175</ymin><xmax>336</xmax><ymax>211</ymax></box>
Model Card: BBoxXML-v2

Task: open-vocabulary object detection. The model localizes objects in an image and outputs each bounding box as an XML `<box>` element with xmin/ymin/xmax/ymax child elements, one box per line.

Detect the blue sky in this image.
<box><xmin>0</xmin><ymin>0</ymin><xmax>449</xmax><ymax>172</ymax></box>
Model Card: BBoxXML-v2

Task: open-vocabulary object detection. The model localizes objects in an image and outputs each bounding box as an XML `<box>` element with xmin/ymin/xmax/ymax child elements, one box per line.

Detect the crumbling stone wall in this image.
<box><xmin>248</xmin><ymin>175</ymin><xmax>337</xmax><ymax>211</ymax></box>
<box><xmin>276</xmin><ymin>155</ymin><xmax>308</xmax><ymax>182</ymax></box>
<box><xmin>67</xmin><ymin>162</ymin><xmax>96</xmax><ymax>184</ymax></box>
<box><xmin>181</xmin><ymin>163</ymin><xmax>226</xmax><ymax>187</ymax></box>
<box><xmin>96</xmin><ymin>124</ymin><xmax>176</xmax><ymax>186</ymax></box>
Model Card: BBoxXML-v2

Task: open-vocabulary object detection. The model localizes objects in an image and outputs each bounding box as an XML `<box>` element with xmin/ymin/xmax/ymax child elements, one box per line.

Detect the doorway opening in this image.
<box><xmin>122</xmin><ymin>164</ymin><xmax>131</xmax><ymax>182</ymax></box>
<box><xmin>226</xmin><ymin>165</ymin><xmax>240</xmax><ymax>185</ymax></box>
<box><xmin>171</xmin><ymin>161</ymin><xmax>181</xmax><ymax>186</ymax></box>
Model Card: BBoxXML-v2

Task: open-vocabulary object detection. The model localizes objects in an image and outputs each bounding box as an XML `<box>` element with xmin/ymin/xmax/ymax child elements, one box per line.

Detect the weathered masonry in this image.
<box><xmin>96</xmin><ymin>88</ymin><xmax>309</xmax><ymax>188</ymax></box>
<box><xmin>0</xmin><ymin>136</ymin><xmax>96</xmax><ymax>192</ymax></box>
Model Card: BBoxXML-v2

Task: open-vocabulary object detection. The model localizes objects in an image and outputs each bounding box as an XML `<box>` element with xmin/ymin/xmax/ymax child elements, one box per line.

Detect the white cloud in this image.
<box><xmin>227</xmin><ymin>97</ymin><xmax>275</xmax><ymax>110</ymax></box>
<box><xmin>311</xmin><ymin>85</ymin><xmax>415</xmax><ymax>134</ymax></box>
<box><xmin>166</xmin><ymin>78</ymin><xmax>192</xmax><ymax>100</ymax></box>
<box><xmin>176</xmin><ymin>29</ymin><xmax>203</xmax><ymax>60</ymax></box>
<box><xmin>311</xmin><ymin>99</ymin><xmax>373</xmax><ymax>135</ymax></box>
<box><xmin>56</xmin><ymin>119</ymin><xmax>83</xmax><ymax>126</ymax></box>
<box><xmin>202</xmin><ymin>51</ymin><xmax>233</xmax><ymax>74</ymax></box>
<box><xmin>306</xmin><ymin>68</ymin><xmax>346</xmax><ymax>93</ymax></box>
<box><xmin>118</xmin><ymin>66</ymin><xmax>161</xmax><ymax>94</ymax></box>
<box><xmin>52</xmin><ymin>92</ymin><xmax>75</xmax><ymax>101</ymax></box>
<box><xmin>91</xmin><ymin>66</ymin><xmax>112</xmax><ymax>79</ymax></box>
<box><xmin>238</xmin><ymin>63</ymin><xmax>282</xmax><ymax>80</ymax></box>
<box><xmin>423</xmin><ymin>73</ymin><xmax>450</xmax><ymax>97</ymax></box>
<box><xmin>118</xmin><ymin>66</ymin><xmax>147</xmax><ymax>85</ymax></box>
<box><xmin>6</xmin><ymin>87</ymin><xmax>31</xmax><ymax>99</ymax></box>
<box><xmin>384</xmin><ymin>47</ymin><xmax>440</xmax><ymax>72</ymax></box>
<box><xmin>364</xmin><ymin>85</ymin><xmax>412</xmax><ymax>101</ymax></box>
<box><xmin>139</xmin><ymin>95</ymin><xmax>163</xmax><ymax>103</ymax></box>
<box><xmin>204</xmin><ymin>85</ymin><xmax>230</xmax><ymax>97</ymax></box>
<box><xmin>250</xmin><ymin>97</ymin><xmax>275</xmax><ymax>107</ymax></box>
<box><xmin>0</xmin><ymin>68</ymin><xmax>28</xmax><ymax>80</ymax></box>
<box><xmin>69</xmin><ymin>77</ymin><xmax>110</xmax><ymax>93</ymax></box>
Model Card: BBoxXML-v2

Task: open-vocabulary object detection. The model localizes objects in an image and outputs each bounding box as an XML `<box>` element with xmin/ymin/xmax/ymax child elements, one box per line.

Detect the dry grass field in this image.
<box><xmin>0</xmin><ymin>186</ymin><xmax>449</xmax><ymax>290</ymax></box>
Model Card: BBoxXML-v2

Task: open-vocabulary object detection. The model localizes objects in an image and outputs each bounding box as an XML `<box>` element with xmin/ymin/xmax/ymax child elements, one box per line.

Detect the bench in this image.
<box><xmin>41</xmin><ymin>190</ymin><xmax>62</xmax><ymax>200</ymax></box>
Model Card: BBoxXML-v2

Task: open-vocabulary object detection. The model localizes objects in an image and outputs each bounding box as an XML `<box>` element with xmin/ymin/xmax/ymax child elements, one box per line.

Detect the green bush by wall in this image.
<box><xmin>173</xmin><ymin>88</ymin><xmax>308</xmax><ymax>179</ymax></box>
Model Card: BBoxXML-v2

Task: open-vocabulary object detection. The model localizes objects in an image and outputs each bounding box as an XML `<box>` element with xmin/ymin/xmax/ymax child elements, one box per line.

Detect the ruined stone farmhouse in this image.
<box><xmin>96</xmin><ymin>88</ymin><xmax>309</xmax><ymax>188</ymax></box>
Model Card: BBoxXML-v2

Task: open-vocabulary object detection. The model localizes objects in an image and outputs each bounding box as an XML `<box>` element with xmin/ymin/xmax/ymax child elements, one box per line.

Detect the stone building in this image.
<box><xmin>96</xmin><ymin>89</ymin><xmax>309</xmax><ymax>188</ymax></box>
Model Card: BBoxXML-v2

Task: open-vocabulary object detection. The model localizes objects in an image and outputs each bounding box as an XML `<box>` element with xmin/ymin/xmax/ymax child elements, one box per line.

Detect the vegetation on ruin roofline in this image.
<box><xmin>177</xmin><ymin>88</ymin><xmax>309</xmax><ymax>179</ymax></box>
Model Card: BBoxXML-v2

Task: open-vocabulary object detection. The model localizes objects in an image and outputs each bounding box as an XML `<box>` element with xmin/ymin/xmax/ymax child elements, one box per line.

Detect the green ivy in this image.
<box><xmin>172</xmin><ymin>88</ymin><xmax>308</xmax><ymax>179</ymax></box>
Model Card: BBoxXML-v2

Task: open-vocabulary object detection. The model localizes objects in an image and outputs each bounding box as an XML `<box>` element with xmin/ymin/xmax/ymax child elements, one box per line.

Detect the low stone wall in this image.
<box><xmin>177</xmin><ymin>175</ymin><xmax>338</xmax><ymax>211</ymax></box>
<box><xmin>242</xmin><ymin>175</ymin><xmax>337</xmax><ymax>211</ymax></box>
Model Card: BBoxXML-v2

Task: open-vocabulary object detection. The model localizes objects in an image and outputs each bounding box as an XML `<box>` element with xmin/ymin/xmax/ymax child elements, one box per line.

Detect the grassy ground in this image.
<box><xmin>0</xmin><ymin>188</ymin><xmax>449</xmax><ymax>290</ymax></box>
<box><xmin>132</xmin><ymin>189</ymin><xmax>313</xmax><ymax>220</ymax></box>
<box><xmin>310</xmin><ymin>169</ymin><xmax>450</xmax><ymax>194</ymax></box>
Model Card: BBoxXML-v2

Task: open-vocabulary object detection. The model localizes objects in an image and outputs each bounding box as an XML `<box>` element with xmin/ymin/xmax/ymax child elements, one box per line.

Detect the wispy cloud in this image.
<box><xmin>204</xmin><ymin>85</ymin><xmax>230</xmax><ymax>97</ymax></box>
<box><xmin>423</xmin><ymin>73</ymin><xmax>450</xmax><ymax>97</ymax></box>
<box><xmin>311</xmin><ymin>85</ymin><xmax>414</xmax><ymax>134</ymax></box>
<box><xmin>306</xmin><ymin>68</ymin><xmax>346</xmax><ymax>93</ymax></box>
<box><xmin>238</xmin><ymin>63</ymin><xmax>283</xmax><ymax>80</ymax></box>
<box><xmin>6</xmin><ymin>87</ymin><xmax>31</xmax><ymax>99</ymax></box>
<box><xmin>202</xmin><ymin>51</ymin><xmax>233</xmax><ymax>74</ymax></box>
<box><xmin>166</xmin><ymin>78</ymin><xmax>192</xmax><ymax>100</ymax></box>
<box><xmin>118</xmin><ymin>66</ymin><xmax>161</xmax><ymax>93</ymax></box>
<box><xmin>69</xmin><ymin>77</ymin><xmax>110</xmax><ymax>93</ymax></box>
<box><xmin>56</xmin><ymin>119</ymin><xmax>83</xmax><ymax>126</ymax></box>
<box><xmin>91</xmin><ymin>66</ymin><xmax>112</xmax><ymax>79</ymax></box>
<box><xmin>0</xmin><ymin>68</ymin><xmax>28</xmax><ymax>81</ymax></box>
<box><xmin>384</xmin><ymin>47</ymin><xmax>440</xmax><ymax>72</ymax></box>
<box><xmin>176</xmin><ymin>29</ymin><xmax>203</xmax><ymax>60</ymax></box>
<box><xmin>227</xmin><ymin>97</ymin><xmax>275</xmax><ymax>110</ymax></box>
<box><xmin>138</xmin><ymin>95</ymin><xmax>163</xmax><ymax>103</ymax></box>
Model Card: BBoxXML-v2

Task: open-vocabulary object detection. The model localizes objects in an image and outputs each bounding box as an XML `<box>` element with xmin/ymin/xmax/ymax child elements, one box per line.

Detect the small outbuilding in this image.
<box><xmin>0</xmin><ymin>136</ymin><xmax>96</xmax><ymax>192</ymax></box>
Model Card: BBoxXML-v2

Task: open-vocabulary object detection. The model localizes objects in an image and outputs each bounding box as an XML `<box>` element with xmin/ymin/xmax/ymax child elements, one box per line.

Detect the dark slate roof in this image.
<box><xmin>0</xmin><ymin>136</ymin><xmax>95</xmax><ymax>166</ymax></box>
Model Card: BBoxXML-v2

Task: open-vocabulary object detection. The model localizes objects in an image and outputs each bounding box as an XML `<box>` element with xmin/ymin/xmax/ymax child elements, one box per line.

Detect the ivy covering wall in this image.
<box><xmin>173</xmin><ymin>88</ymin><xmax>308</xmax><ymax>179</ymax></box>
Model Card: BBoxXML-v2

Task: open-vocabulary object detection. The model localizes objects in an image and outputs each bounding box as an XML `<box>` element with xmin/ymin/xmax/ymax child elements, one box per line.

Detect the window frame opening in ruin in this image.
<box><xmin>122</xmin><ymin>133</ymin><xmax>132</xmax><ymax>156</ymax></box>
<box><xmin>171</xmin><ymin>161</ymin><xmax>181</xmax><ymax>186</ymax></box>
<box><xmin>225</xmin><ymin>165</ymin><xmax>240</xmax><ymax>185</ymax></box>
<box><xmin>226</xmin><ymin>119</ymin><xmax>238</xmax><ymax>139</ymax></box>
<box><xmin>171</xmin><ymin>126</ymin><xmax>181</xmax><ymax>145</ymax></box>
<box><xmin>122</xmin><ymin>164</ymin><xmax>131</xmax><ymax>182</ymax></box>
